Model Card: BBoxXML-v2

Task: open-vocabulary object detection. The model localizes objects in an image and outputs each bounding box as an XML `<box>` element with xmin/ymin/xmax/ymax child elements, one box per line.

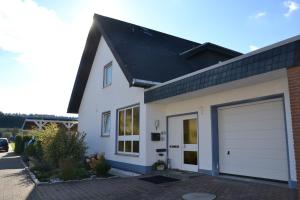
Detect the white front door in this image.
<box><xmin>168</xmin><ymin>114</ymin><xmax>198</xmax><ymax>172</ymax></box>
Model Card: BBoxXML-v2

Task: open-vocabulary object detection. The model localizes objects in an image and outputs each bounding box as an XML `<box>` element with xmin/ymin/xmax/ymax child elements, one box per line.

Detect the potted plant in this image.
<box><xmin>152</xmin><ymin>160</ymin><xmax>167</xmax><ymax>171</ymax></box>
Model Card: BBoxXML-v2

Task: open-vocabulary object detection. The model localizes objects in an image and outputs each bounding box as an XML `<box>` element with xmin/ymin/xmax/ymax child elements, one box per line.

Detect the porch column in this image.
<box><xmin>287</xmin><ymin>65</ymin><xmax>300</xmax><ymax>194</ymax></box>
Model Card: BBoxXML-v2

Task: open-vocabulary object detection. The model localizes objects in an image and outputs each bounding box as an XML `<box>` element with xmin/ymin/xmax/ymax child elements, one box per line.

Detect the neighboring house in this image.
<box><xmin>68</xmin><ymin>14</ymin><xmax>300</xmax><ymax>189</ymax></box>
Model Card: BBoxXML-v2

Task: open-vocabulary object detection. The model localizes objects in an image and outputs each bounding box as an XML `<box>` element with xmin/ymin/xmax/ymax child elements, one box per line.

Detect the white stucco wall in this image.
<box><xmin>145</xmin><ymin>72</ymin><xmax>296</xmax><ymax>181</ymax></box>
<box><xmin>78</xmin><ymin>36</ymin><xmax>147</xmax><ymax>166</ymax></box>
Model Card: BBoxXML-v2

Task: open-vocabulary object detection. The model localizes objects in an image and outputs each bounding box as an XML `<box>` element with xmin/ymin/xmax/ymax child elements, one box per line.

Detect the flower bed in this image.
<box><xmin>22</xmin><ymin>123</ymin><xmax>112</xmax><ymax>183</ymax></box>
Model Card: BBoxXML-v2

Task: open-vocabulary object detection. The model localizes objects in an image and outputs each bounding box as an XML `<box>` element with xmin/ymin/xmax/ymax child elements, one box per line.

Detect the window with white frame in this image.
<box><xmin>117</xmin><ymin>105</ymin><xmax>139</xmax><ymax>155</ymax></box>
<box><xmin>101</xmin><ymin>111</ymin><xmax>111</xmax><ymax>136</ymax></box>
<box><xmin>103</xmin><ymin>62</ymin><xmax>112</xmax><ymax>87</ymax></box>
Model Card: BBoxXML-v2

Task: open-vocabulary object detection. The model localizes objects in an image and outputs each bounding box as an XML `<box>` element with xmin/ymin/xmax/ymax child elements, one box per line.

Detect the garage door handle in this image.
<box><xmin>227</xmin><ymin>150</ymin><xmax>230</xmax><ymax>155</ymax></box>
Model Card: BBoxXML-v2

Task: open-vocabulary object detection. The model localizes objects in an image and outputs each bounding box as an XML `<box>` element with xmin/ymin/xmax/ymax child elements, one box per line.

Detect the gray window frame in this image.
<box><xmin>101</xmin><ymin>111</ymin><xmax>111</xmax><ymax>137</ymax></box>
<box><xmin>103</xmin><ymin>61</ymin><xmax>112</xmax><ymax>88</ymax></box>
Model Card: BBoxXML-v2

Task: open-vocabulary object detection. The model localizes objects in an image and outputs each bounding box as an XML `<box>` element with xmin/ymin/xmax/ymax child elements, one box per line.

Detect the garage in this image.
<box><xmin>217</xmin><ymin>98</ymin><xmax>289</xmax><ymax>181</ymax></box>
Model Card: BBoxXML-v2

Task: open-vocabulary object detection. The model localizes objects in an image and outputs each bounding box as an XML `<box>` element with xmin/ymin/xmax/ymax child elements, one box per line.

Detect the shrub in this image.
<box><xmin>35</xmin><ymin>123</ymin><xmax>87</xmax><ymax>168</ymax></box>
<box><xmin>30</xmin><ymin>159</ymin><xmax>52</xmax><ymax>172</ymax></box>
<box><xmin>21</xmin><ymin>124</ymin><xmax>88</xmax><ymax>182</ymax></box>
<box><xmin>24</xmin><ymin>143</ymin><xmax>36</xmax><ymax>157</ymax></box>
<box><xmin>34</xmin><ymin>170</ymin><xmax>52</xmax><ymax>182</ymax></box>
<box><xmin>86</xmin><ymin>153</ymin><xmax>105</xmax><ymax>170</ymax></box>
<box><xmin>59</xmin><ymin>158</ymin><xmax>89</xmax><ymax>181</ymax></box>
<box><xmin>95</xmin><ymin>160</ymin><xmax>111</xmax><ymax>176</ymax></box>
<box><xmin>75</xmin><ymin>167</ymin><xmax>89</xmax><ymax>179</ymax></box>
<box><xmin>24</xmin><ymin>140</ymin><xmax>43</xmax><ymax>160</ymax></box>
<box><xmin>59</xmin><ymin>158</ymin><xmax>77</xmax><ymax>181</ymax></box>
<box><xmin>34</xmin><ymin>140</ymin><xmax>43</xmax><ymax>160</ymax></box>
<box><xmin>14</xmin><ymin>135</ymin><xmax>23</xmax><ymax>154</ymax></box>
<box><xmin>152</xmin><ymin>160</ymin><xmax>167</xmax><ymax>170</ymax></box>
<box><xmin>14</xmin><ymin>134</ymin><xmax>34</xmax><ymax>154</ymax></box>
<box><xmin>23</xmin><ymin>135</ymin><xmax>32</xmax><ymax>144</ymax></box>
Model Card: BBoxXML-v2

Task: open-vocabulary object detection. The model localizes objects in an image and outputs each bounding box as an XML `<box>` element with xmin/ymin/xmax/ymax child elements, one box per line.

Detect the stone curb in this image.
<box><xmin>20</xmin><ymin>159</ymin><xmax>40</xmax><ymax>185</ymax></box>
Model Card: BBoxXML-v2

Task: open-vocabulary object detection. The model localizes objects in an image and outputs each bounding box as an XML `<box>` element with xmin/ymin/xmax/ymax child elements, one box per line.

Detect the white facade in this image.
<box><xmin>78</xmin><ymin>36</ymin><xmax>296</xmax><ymax>185</ymax></box>
<box><xmin>78</xmin><ymin>37</ymin><xmax>147</xmax><ymax>168</ymax></box>
<box><xmin>144</xmin><ymin>70</ymin><xmax>296</xmax><ymax>183</ymax></box>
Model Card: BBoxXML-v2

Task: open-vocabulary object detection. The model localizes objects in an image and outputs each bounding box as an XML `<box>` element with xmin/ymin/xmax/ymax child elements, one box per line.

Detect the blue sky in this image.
<box><xmin>0</xmin><ymin>0</ymin><xmax>299</xmax><ymax>115</ymax></box>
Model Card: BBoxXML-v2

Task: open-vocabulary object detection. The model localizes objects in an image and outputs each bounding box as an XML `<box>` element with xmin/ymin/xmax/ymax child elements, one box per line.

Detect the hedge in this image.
<box><xmin>14</xmin><ymin>135</ymin><xmax>33</xmax><ymax>154</ymax></box>
<box><xmin>14</xmin><ymin>135</ymin><xmax>24</xmax><ymax>154</ymax></box>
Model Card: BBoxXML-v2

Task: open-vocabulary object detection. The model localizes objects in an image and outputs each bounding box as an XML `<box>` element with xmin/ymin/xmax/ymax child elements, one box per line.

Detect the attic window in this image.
<box><xmin>103</xmin><ymin>62</ymin><xmax>112</xmax><ymax>88</ymax></box>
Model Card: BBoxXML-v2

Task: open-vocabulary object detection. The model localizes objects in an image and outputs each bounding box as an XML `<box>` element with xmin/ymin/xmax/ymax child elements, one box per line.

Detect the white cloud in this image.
<box><xmin>0</xmin><ymin>0</ymin><xmax>93</xmax><ymax>116</ymax></box>
<box><xmin>249</xmin><ymin>45</ymin><xmax>259</xmax><ymax>51</ymax></box>
<box><xmin>250</xmin><ymin>11</ymin><xmax>267</xmax><ymax>19</ymax></box>
<box><xmin>284</xmin><ymin>1</ymin><xmax>299</xmax><ymax>17</ymax></box>
<box><xmin>0</xmin><ymin>0</ymin><xmax>129</xmax><ymax>116</ymax></box>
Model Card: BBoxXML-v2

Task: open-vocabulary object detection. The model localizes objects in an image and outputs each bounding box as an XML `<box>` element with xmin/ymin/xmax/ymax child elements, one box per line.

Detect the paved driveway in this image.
<box><xmin>0</xmin><ymin>148</ymin><xmax>297</xmax><ymax>200</ymax></box>
<box><xmin>0</xmin><ymin>147</ymin><xmax>34</xmax><ymax>200</ymax></box>
<box><xmin>28</xmin><ymin>175</ymin><xmax>296</xmax><ymax>200</ymax></box>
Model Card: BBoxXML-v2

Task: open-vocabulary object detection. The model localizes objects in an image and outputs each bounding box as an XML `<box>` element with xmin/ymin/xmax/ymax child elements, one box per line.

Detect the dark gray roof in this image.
<box><xmin>180</xmin><ymin>42</ymin><xmax>242</xmax><ymax>58</ymax></box>
<box><xmin>145</xmin><ymin>36</ymin><xmax>300</xmax><ymax>103</ymax></box>
<box><xmin>67</xmin><ymin>14</ymin><xmax>242</xmax><ymax>113</ymax></box>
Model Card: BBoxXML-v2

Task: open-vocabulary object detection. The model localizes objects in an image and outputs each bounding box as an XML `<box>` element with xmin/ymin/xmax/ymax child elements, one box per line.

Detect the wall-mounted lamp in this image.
<box><xmin>155</xmin><ymin>120</ymin><xmax>160</xmax><ymax>130</ymax></box>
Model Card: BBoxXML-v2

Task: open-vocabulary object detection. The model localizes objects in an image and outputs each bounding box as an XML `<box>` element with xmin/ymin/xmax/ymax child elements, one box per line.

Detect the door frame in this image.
<box><xmin>166</xmin><ymin>112</ymin><xmax>199</xmax><ymax>171</ymax></box>
<box><xmin>211</xmin><ymin>93</ymin><xmax>292</xmax><ymax>185</ymax></box>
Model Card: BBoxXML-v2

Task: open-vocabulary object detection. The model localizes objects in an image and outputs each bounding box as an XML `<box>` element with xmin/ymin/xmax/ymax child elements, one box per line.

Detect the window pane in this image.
<box><xmin>102</xmin><ymin>112</ymin><xmax>110</xmax><ymax>134</ymax></box>
<box><xmin>107</xmin><ymin>65</ymin><xmax>112</xmax><ymax>85</ymax></box>
<box><xmin>125</xmin><ymin>141</ymin><xmax>132</xmax><ymax>152</ymax></box>
<box><xmin>119</xmin><ymin>110</ymin><xmax>124</xmax><ymax>136</ymax></box>
<box><xmin>107</xmin><ymin>114</ymin><xmax>111</xmax><ymax>132</ymax></box>
<box><xmin>118</xmin><ymin>141</ymin><xmax>124</xmax><ymax>152</ymax></box>
<box><xmin>125</xmin><ymin>109</ymin><xmax>132</xmax><ymax>135</ymax></box>
<box><xmin>133</xmin><ymin>107</ymin><xmax>139</xmax><ymax>135</ymax></box>
<box><xmin>133</xmin><ymin>141</ymin><xmax>139</xmax><ymax>153</ymax></box>
<box><xmin>104</xmin><ymin>67</ymin><xmax>108</xmax><ymax>86</ymax></box>
<box><xmin>183</xmin><ymin>119</ymin><xmax>197</xmax><ymax>144</ymax></box>
<box><xmin>103</xmin><ymin>63</ymin><xmax>112</xmax><ymax>87</ymax></box>
<box><xmin>184</xmin><ymin>151</ymin><xmax>197</xmax><ymax>165</ymax></box>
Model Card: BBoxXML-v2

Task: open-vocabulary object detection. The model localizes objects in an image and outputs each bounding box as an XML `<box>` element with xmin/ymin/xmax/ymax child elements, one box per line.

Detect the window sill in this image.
<box><xmin>102</xmin><ymin>83</ymin><xmax>112</xmax><ymax>89</ymax></box>
<box><xmin>115</xmin><ymin>153</ymin><xmax>139</xmax><ymax>157</ymax></box>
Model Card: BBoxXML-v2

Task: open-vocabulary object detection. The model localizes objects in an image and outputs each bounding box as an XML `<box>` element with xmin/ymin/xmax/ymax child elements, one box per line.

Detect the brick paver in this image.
<box><xmin>28</xmin><ymin>174</ymin><xmax>296</xmax><ymax>200</ymax></box>
<box><xmin>0</xmin><ymin>149</ymin><xmax>35</xmax><ymax>200</ymax></box>
<box><xmin>0</xmin><ymin>149</ymin><xmax>297</xmax><ymax>200</ymax></box>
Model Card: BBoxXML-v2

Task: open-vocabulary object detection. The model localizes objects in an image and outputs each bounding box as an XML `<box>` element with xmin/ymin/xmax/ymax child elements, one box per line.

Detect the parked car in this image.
<box><xmin>0</xmin><ymin>138</ymin><xmax>9</xmax><ymax>152</ymax></box>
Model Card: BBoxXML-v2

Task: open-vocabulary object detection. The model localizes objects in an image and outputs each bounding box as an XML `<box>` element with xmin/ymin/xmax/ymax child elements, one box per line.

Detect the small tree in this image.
<box><xmin>35</xmin><ymin>123</ymin><xmax>87</xmax><ymax>168</ymax></box>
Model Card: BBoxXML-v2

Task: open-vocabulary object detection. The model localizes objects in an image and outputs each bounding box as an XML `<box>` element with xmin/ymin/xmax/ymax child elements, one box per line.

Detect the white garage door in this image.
<box><xmin>218</xmin><ymin>98</ymin><xmax>289</xmax><ymax>181</ymax></box>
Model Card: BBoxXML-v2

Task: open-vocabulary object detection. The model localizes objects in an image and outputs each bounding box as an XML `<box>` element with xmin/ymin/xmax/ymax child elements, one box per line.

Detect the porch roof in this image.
<box><xmin>144</xmin><ymin>35</ymin><xmax>300</xmax><ymax>103</ymax></box>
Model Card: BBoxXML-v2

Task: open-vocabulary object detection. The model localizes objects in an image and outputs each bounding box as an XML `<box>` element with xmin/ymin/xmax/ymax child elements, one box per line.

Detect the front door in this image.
<box><xmin>168</xmin><ymin>114</ymin><xmax>198</xmax><ymax>172</ymax></box>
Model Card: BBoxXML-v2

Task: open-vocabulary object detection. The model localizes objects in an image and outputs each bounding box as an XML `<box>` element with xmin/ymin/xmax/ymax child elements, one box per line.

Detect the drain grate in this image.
<box><xmin>182</xmin><ymin>192</ymin><xmax>216</xmax><ymax>200</ymax></box>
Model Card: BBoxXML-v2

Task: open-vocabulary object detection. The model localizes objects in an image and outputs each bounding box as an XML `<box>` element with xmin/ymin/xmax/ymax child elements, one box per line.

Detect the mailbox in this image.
<box><xmin>151</xmin><ymin>132</ymin><xmax>160</xmax><ymax>141</ymax></box>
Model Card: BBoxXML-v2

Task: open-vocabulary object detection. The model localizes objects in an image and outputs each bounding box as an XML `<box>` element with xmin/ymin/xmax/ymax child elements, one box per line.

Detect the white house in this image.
<box><xmin>68</xmin><ymin>14</ymin><xmax>300</xmax><ymax>189</ymax></box>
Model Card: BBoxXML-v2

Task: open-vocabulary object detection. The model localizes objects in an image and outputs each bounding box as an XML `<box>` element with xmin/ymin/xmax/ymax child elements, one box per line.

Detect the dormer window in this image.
<box><xmin>103</xmin><ymin>62</ymin><xmax>112</xmax><ymax>87</ymax></box>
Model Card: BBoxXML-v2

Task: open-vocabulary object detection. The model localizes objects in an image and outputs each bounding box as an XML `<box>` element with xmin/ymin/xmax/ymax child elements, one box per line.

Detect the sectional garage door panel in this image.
<box><xmin>218</xmin><ymin>98</ymin><xmax>289</xmax><ymax>181</ymax></box>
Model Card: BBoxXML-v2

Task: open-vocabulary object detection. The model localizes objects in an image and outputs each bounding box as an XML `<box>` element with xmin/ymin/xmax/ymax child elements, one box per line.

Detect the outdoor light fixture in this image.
<box><xmin>155</xmin><ymin>120</ymin><xmax>160</xmax><ymax>130</ymax></box>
